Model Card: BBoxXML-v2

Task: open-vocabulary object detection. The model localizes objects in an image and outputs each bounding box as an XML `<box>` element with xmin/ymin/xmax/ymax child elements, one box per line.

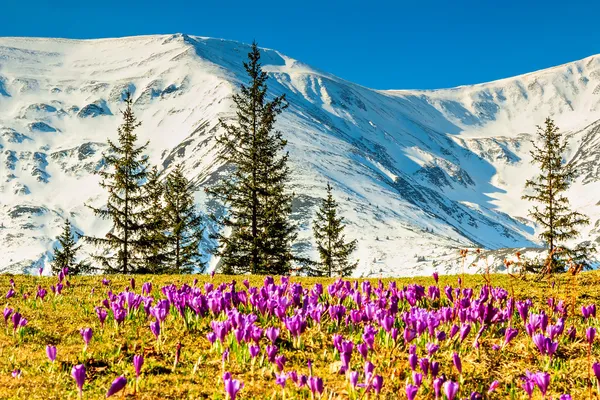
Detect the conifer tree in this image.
<box><xmin>311</xmin><ymin>183</ymin><xmax>358</xmax><ymax>277</ymax></box>
<box><xmin>51</xmin><ymin>219</ymin><xmax>90</xmax><ymax>275</ymax></box>
<box><xmin>140</xmin><ymin>166</ymin><xmax>170</xmax><ymax>274</ymax></box>
<box><xmin>86</xmin><ymin>92</ymin><xmax>152</xmax><ymax>274</ymax></box>
<box><xmin>207</xmin><ymin>41</ymin><xmax>297</xmax><ymax>275</ymax></box>
<box><xmin>522</xmin><ymin>117</ymin><xmax>591</xmax><ymax>272</ymax></box>
<box><xmin>164</xmin><ymin>164</ymin><xmax>205</xmax><ymax>273</ymax></box>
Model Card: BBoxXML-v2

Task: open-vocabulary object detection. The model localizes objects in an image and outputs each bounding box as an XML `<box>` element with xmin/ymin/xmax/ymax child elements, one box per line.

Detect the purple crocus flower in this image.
<box><xmin>504</xmin><ymin>327</ymin><xmax>518</xmax><ymax>347</ymax></box>
<box><xmin>372</xmin><ymin>375</ymin><xmax>383</xmax><ymax>394</ymax></box>
<box><xmin>142</xmin><ymin>282</ymin><xmax>152</xmax><ymax>295</ymax></box>
<box><xmin>517</xmin><ymin>301</ymin><xmax>530</xmax><ymax>322</ymax></box>
<box><xmin>419</xmin><ymin>358</ymin><xmax>429</xmax><ymax>376</ymax></box>
<box><xmin>249</xmin><ymin>345</ymin><xmax>260</xmax><ymax>358</ymax></box>
<box><xmin>11</xmin><ymin>312</ymin><xmax>21</xmax><ymax>331</ymax></box>
<box><xmin>408</xmin><ymin>353</ymin><xmax>417</xmax><ymax>371</ymax></box>
<box><xmin>206</xmin><ymin>332</ymin><xmax>217</xmax><ymax>344</ymax></box>
<box><xmin>532</xmin><ymin>333</ymin><xmax>558</xmax><ymax>357</ymax></box>
<box><xmin>363</xmin><ymin>325</ymin><xmax>376</xmax><ymax>349</ymax></box>
<box><xmin>430</xmin><ymin>361</ymin><xmax>440</xmax><ymax>377</ymax></box>
<box><xmin>265</xmin><ymin>327</ymin><xmax>280</xmax><ymax>344</ymax></box>
<box><xmin>532</xmin><ymin>372</ymin><xmax>550</xmax><ymax>396</ymax></box>
<box><xmin>6</xmin><ymin>288</ymin><xmax>15</xmax><ymax>299</ymax></box>
<box><xmin>36</xmin><ymin>286</ymin><xmax>47</xmax><ymax>300</ymax></box>
<box><xmin>452</xmin><ymin>352</ymin><xmax>462</xmax><ymax>374</ymax></box>
<box><xmin>274</xmin><ymin>355</ymin><xmax>286</xmax><ymax>371</ymax></box>
<box><xmin>12</xmin><ymin>369</ymin><xmax>21</xmax><ymax>378</ymax></box>
<box><xmin>349</xmin><ymin>371</ymin><xmax>359</xmax><ymax>388</ymax></box>
<box><xmin>80</xmin><ymin>328</ymin><xmax>93</xmax><ymax>349</ymax></box>
<box><xmin>357</xmin><ymin>342</ymin><xmax>368</xmax><ymax>360</ymax></box>
<box><xmin>275</xmin><ymin>372</ymin><xmax>287</xmax><ymax>388</ymax></box>
<box><xmin>433</xmin><ymin>377</ymin><xmax>443</xmax><ymax>399</ymax></box>
<box><xmin>587</xmin><ymin>327</ymin><xmax>596</xmax><ymax>345</ymax></box>
<box><xmin>592</xmin><ymin>362</ymin><xmax>600</xmax><ymax>383</ymax></box>
<box><xmin>403</xmin><ymin>328</ymin><xmax>417</xmax><ymax>343</ymax></box>
<box><xmin>459</xmin><ymin>324</ymin><xmax>471</xmax><ymax>342</ymax></box>
<box><xmin>46</xmin><ymin>345</ymin><xmax>57</xmax><ymax>362</ymax></box>
<box><xmin>106</xmin><ymin>375</ymin><xmax>127</xmax><ymax>397</ymax></box>
<box><xmin>449</xmin><ymin>324</ymin><xmax>459</xmax><ymax>339</ymax></box>
<box><xmin>521</xmin><ymin>378</ymin><xmax>535</xmax><ymax>399</ymax></box>
<box><xmin>488</xmin><ymin>380</ymin><xmax>499</xmax><ymax>393</ymax></box>
<box><xmin>412</xmin><ymin>372</ymin><xmax>423</xmax><ymax>387</ymax></box>
<box><xmin>71</xmin><ymin>364</ymin><xmax>86</xmax><ymax>397</ymax></box>
<box><xmin>223</xmin><ymin>372</ymin><xmax>243</xmax><ymax>400</ymax></box>
<box><xmin>567</xmin><ymin>326</ymin><xmax>577</xmax><ymax>341</ymax></box>
<box><xmin>3</xmin><ymin>306</ymin><xmax>13</xmax><ymax>323</ymax></box>
<box><xmin>433</xmin><ymin>272</ymin><xmax>439</xmax><ymax>284</ymax></box>
<box><xmin>133</xmin><ymin>354</ymin><xmax>143</xmax><ymax>378</ymax></box>
<box><xmin>266</xmin><ymin>345</ymin><xmax>278</xmax><ymax>362</ymax></box>
<box><xmin>426</xmin><ymin>342</ymin><xmax>439</xmax><ymax>356</ymax></box>
<box><xmin>443</xmin><ymin>380</ymin><xmax>459</xmax><ymax>400</ymax></box>
<box><xmin>95</xmin><ymin>307</ymin><xmax>108</xmax><ymax>327</ymax></box>
<box><xmin>406</xmin><ymin>383</ymin><xmax>418</xmax><ymax>400</ymax></box>
<box><xmin>308</xmin><ymin>376</ymin><xmax>324</xmax><ymax>396</ymax></box>
<box><xmin>150</xmin><ymin>321</ymin><xmax>160</xmax><ymax>339</ymax></box>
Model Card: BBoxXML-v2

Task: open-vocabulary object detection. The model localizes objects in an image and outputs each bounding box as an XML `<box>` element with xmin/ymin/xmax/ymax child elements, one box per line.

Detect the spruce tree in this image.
<box><xmin>86</xmin><ymin>92</ymin><xmax>152</xmax><ymax>274</ymax></box>
<box><xmin>522</xmin><ymin>117</ymin><xmax>590</xmax><ymax>272</ymax></box>
<box><xmin>311</xmin><ymin>183</ymin><xmax>358</xmax><ymax>277</ymax></box>
<box><xmin>206</xmin><ymin>41</ymin><xmax>297</xmax><ymax>275</ymax></box>
<box><xmin>140</xmin><ymin>166</ymin><xmax>170</xmax><ymax>274</ymax></box>
<box><xmin>164</xmin><ymin>164</ymin><xmax>205</xmax><ymax>273</ymax></box>
<box><xmin>51</xmin><ymin>219</ymin><xmax>91</xmax><ymax>275</ymax></box>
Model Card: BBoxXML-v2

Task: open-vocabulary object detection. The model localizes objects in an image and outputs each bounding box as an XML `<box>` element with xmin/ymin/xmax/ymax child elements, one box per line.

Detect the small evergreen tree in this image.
<box><xmin>85</xmin><ymin>92</ymin><xmax>152</xmax><ymax>274</ymax></box>
<box><xmin>522</xmin><ymin>117</ymin><xmax>591</xmax><ymax>272</ymax></box>
<box><xmin>51</xmin><ymin>219</ymin><xmax>91</xmax><ymax>275</ymax></box>
<box><xmin>140</xmin><ymin>166</ymin><xmax>170</xmax><ymax>274</ymax></box>
<box><xmin>206</xmin><ymin>41</ymin><xmax>296</xmax><ymax>275</ymax></box>
<box><xmin>164</xmin><ymin>164</ymin><xmax>205</xmax><ymax>273</ymax></box>
<box><xmin>311</xmin><ymin>183</ymin><xmax>358</xmax><ymax>277</ymax></box>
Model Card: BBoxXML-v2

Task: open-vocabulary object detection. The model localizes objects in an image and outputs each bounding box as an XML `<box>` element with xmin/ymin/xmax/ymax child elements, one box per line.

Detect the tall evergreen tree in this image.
<box><xmin>522</xmin><ymin>117</ymin><xmax>591</xmax><ymax>272</ymax></box>
<box><xmin>164</xmin><ymin>164</ymin><xmax>205</xmax><ymax>273</ymax></box>
<box><xmin>206</xmin><ymin>41</ymin><xmax>297</xmax><ymax>275</ymax></box>
<box><xmin>311</xmin><ymin>183</ymin><xmax>358</xmax><ymax>277</ymax></box>
<box><xmin>140</xmin><ymin>166</ymin><xmax>170</xmax><ymax>274</ymax></box>
<box><xmin>51</xmin><ymin>219</ymin><xmax>91</xmax><ymax>275</ymax></box>
<box><xmin>85</xmin><ymin>92</ymin><xmax>152</xmax><ymax>274</ymax></box>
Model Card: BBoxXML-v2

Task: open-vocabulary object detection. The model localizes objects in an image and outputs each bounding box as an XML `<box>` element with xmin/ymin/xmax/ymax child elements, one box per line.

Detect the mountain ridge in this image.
<box><xmin>1</xmin><ymin>34</ymin><xmax>599</xmax><ymax>276</ymax></box>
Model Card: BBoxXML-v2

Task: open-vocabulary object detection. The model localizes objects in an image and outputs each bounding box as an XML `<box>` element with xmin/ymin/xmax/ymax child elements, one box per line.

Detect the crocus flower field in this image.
<box><xmin>1</xmin><ymin>271</ymin><xmax>600</xmax><ymax>399</ymax></box>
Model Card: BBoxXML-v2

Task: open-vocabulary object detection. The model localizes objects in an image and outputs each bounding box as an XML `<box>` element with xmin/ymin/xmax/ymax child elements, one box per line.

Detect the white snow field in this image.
<box><xmin>1</xmin><ymin>34</ymin><xmax>599</xmax><ymax>276</ymax></box>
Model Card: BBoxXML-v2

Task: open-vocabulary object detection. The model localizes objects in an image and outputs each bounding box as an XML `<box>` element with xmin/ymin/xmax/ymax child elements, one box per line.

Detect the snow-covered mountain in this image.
<box><xmin>1</xmin><ymin>34</ymin><xmax>599</xmax><ymax>276</ymax></box>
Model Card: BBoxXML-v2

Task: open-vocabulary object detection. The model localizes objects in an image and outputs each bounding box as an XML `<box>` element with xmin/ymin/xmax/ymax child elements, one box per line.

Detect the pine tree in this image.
<box><xmin>140</xmin><ymin>166</ymin><xmax>170</xmax><ymax>274</ymax></box>
<box><xmin>522</xmin><ymin>117</ymin><xmax>591</xmax><ymax>273</ymax></box>
<box><xmin>164</xmin><ymin>164</ymin><xmax>205</xmax><ymax>273</ymax></box>
<box><xmin>311</xmin><ymin>183</ymin><xmax>358</xmax><ymax>277</ymax></box>
<box><xmin>85</xmin><ymin>92</ymin><xmax>152</xmax><ymax>274</ymax></box>
<box><xmin>51</xmin><ymin>219</ymin><xmax>91</xmax><ymax>275</ymax></box>
<box><xmin>206</xmin><ymin>41</ymin><xmax>297</xmax><ymax>275</ymax></box>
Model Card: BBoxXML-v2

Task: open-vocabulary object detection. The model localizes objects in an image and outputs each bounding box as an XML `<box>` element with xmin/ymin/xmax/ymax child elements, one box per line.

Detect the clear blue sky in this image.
<box><xmin>2</xmin><ymin>0</ymin><xmax>599</xmax><ymax>90</ymax></box>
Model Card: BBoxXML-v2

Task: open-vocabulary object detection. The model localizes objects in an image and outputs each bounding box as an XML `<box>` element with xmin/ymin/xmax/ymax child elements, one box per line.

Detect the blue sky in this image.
<box><xmin>2</xmin><ymin>0</ymin><xmax>599</xmax><ymax>90</ymax></box>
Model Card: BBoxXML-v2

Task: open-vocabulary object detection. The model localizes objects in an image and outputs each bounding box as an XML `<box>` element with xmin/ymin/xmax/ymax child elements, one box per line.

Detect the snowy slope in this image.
<box><xmin>0</xmin><ymin>34</ymin><xmax>598</xmax><ymax>276</ymax></box>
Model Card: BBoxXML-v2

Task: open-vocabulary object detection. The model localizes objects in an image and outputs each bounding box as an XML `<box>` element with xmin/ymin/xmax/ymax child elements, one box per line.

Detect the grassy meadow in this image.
<box><xmin>0</xmin><ymin>271</ymin><xmax>599</xmax><ymax>399</ymax></box>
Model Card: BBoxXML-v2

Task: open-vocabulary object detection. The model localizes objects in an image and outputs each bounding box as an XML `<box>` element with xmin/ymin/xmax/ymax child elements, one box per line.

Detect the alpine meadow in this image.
<box><xmin>2</xmin><ymin>6</ymin><xmax>600</xmax><ymax>399</ymax></box>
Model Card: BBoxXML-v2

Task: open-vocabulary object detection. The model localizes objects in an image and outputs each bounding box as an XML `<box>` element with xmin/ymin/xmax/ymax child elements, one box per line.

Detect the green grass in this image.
<box><xmin>0</xmin><ymin>272</ymin><xmax>599</xmax><ymax>399</ymax></box>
